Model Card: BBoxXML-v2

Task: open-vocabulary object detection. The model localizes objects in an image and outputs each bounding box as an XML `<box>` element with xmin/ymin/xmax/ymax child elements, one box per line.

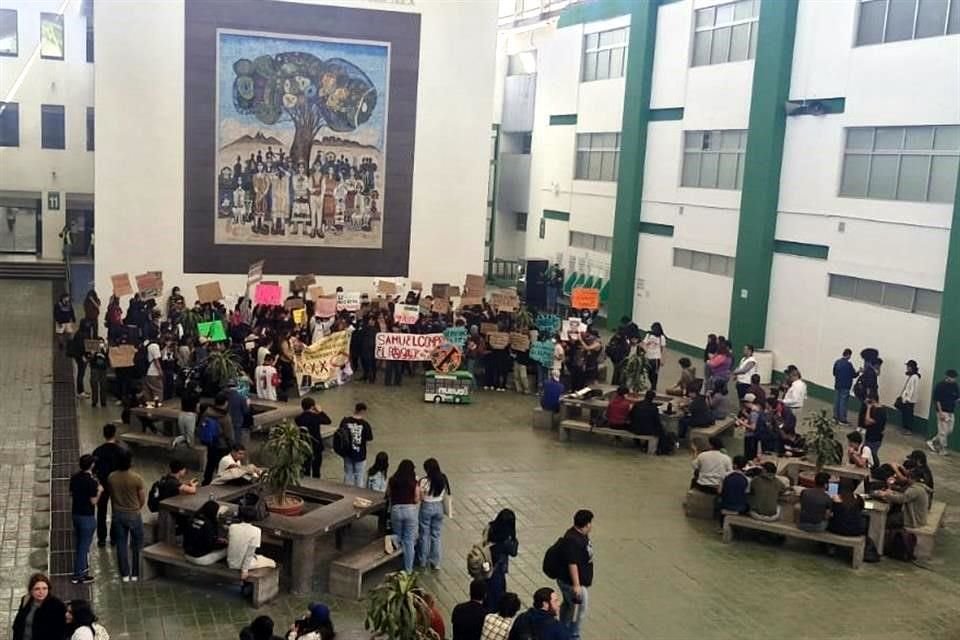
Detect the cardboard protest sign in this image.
<box><xmin>561</xmin><ymin>317</ymin><xmax>582</xmax><ymax>340</ymax></box>
<box><xmin>196</xmin><ymin>281</ymin><xmax>224</xmax><ymax>304</ymax></box>
<box><xmin>197</xmin><ymin>320</ymin><xmax>227</xmax><ymax>342</ymax></box>
<box><xmin>377</xmin><ymin>280</ymin><xmax>398</xmax><ymax>295</ymax></box>
<box><xmin>292</xmin><ymin>274</ymin><xmax>316</xmax><ymax>292</ymax></box>
<box><xmin>247</xmin><ymin>260</ymin><xmax>265</xmax><ymax>287</ymax></box>
<box><xmin>431</xmin><ymin>283</ymin><xmax>449</xmax><ymax>299</ymax></box>
<box><xmin>443</xmin><ymin>326</ymin><xmax>468</xmax><ymax>348</ymax></box>
<box><xmin>308</xmin><ymin>285</ymin><xmax>325</xmax><ymax>301</ymax></box>
<box><xmin>411</xmin><ymin>280</ymin><xmax>423</xmax><ymax>291</ymax></box>
<box><xmin>135</xmin><ymin>272</ymin><xmax>162</xmax><ymax>300</ymax></box>
<box><xmin>336</xmin><ymin>291</ymin><xmax>361</xmax><ymax>311</ymax></box>
<box><xmin>530</xmin><ymin>340</ymin><xmax>554</xmax><ymax>367</ymax></box>
<box><xmin>84</xmin><ymin>339</ymin><xmax>102</xmax><ymax>354</ymax></box>
<box><xmin>480</xmin><ymin>322</ymin><xmax>499</xmax><ymax>335</ymax></box>
<box><xmin>509</xmin><ymin>332</ymin><xmax>530</xmax><ymax>351</ymax></box>
<box><xmin>292</xmin><ymin>308</ymin><xmax>306</xmax><ymax>325</ymax></box>
<box><xmin>491</xmin><ymin>291</ymin><xmax>520</xmax><ymax>312</ymax></box>
<box><xmin>284</xmin><ymin>297</ymin><xmax>305</xmax><ymax>311</ymax></box>
<box><xmin>465</xmin><ymin>274</ymin><xmax>485</xmax><ymax>294</ymax></box>
<box><xmin>111</xmin><ymin>273</ymin><xmax>134</xmax><ymax>297</ymax></box>
<box><xmin>571</xmin><ymin>287</ymin><xmax>601</xmax><ymax>310</ymax></box>
<box><xmin>108</xmin><ymin>345</ymin><xmax>137</xmax><ymax>368</ymax></box>
<box><xmin>448</xmin><ymin>285</ymin><xmax>461</xmax><ymax>298</ymax></box>
<box><xmin>375</xmin><ymin>333</ymin><xmax>445</xmax><ymax>361</ymax></box>
<box><xmin>432</xmin><ymin>298</ymin><xmax>450</xmax><ymax>314</ymax></box>
<box><xmin>294</xmin><ymin>331</ymin><xmax>350</xmax><ymax>383</ymax></box>
<box><xmin>488</xmin><ymin>332</ymin><xmax>510</xmax><ymax>349</ymax></box>
<box><xmin>459</xmin><ymin>295</ymin><xmax>483</xmax><ymax>308</ymax></box>
<box><xmin>535</xmin><ymin>314</ymin><xmax>561</xmax><ymax>336</ymax></box>
<box><xmin>254</xmin><ymin>283</ymin><xmax>282</xmax><ymax>307</ymax></box>
<box><xmin>315</xmin><ymin>297</ymin><xmax>337</xmax><ymax>318</ymax></box>
<box><xmin>394</xmin><ymin>304</ymin><xmax>420</xmax><ymax>325</ymax></box>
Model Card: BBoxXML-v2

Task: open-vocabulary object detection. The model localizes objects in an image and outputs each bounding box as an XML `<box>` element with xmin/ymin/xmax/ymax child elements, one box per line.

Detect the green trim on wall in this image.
<box><xmin>543</xmin><ymin>209</ymin><xmax>571</xmax><ymax>221</ymax></box>
<box><xmin>929</xmin><ymin>153</ymin><xmax>960</xmax><ymax>450</ymax></box>
<box><xmin>549</xmin><ymin>114</ymin><xmax>578</xmax><ymax>126</ymax></box>
<box><xmin>773</xmin><ymin>240</ymin><xmax>829</xmax><ymax>260</ymax></box>
<box><xmin>638</xmin><ymin>222</ymin><xmax>675</xmax><ymax>237</ymax></box>
<box><xmin>649</xmin><ymin>107</ymin><xmax>684</xmax><ymax>121</ymax></box>
<box><xmin>606</xmin><ymin>1</ymin><xmax>658</xmax><ymax>324</ymax></box>
<box><xmin>557</xmin><ymin>0</ymin><xmax>633</xmax><ymax>27</ymax></box>
<box><xmin>728</xmin><ymin>0</ymin><xmax>799</xmax><ymax>350</ymax></box>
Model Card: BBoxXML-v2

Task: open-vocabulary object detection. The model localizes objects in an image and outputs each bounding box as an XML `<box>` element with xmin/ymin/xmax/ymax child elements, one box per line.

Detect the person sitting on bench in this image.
<box><xmin>873</xmin><ymin>466</ymin><xmax>929</xmax><ymax>530</ymax></box>
<box><xmin>678</xmin><ymin>384</ymin><xmax>714</xmax><ymax>440</ymax></box>
<box><xmin>540</xmin><ymin>372</ymin><xmax>564</xmax><ymax>413</ymax></box>
<box><xmin>719</xmin><ymin>455</ymin><xmax>750</xmax><ymax>521</ymax></box>
<box><xmin>747</xmin><ymin>462</ymin><xmax>787</xmax><ymax>522</ymax></box>
<box><xmin>798</xmin><ymin>472</ymin><xmax>833</xmax><ymax>533</ymax></box>
<box><xmin>629</xmin><ymin>390</ymin><xmax>663</xmax><ymax>437</ymax></box>
<box><xmin>216</xmin><ymin>445</ymin><xmax>263</xmax><ymax>484</ymax></box>
<box><xmin>665</xmin><ymin>358</ymin><xmax>697</xmax><ymax>397</ymax></box>
<box><xmin>184</xmin><ymin>499</ymin><xmax>228</xmax><ymax>566</ymax></box>
<box><xmin>604</xmin><ymin>386</ymin><xmax>632</xmax><ymax>429</ymax></box>
<box><xmin>846</xmin><ymin>432</ymin><xmax>875</xmax><ymax>471</ymax></box>
<box><xmin>691</xmin><ymin>437</ymin><xmax>731</xmax><ymax>495</ymax></box>
<box><xmin>828</xmin><ymin>479</ymin><xmax>866</xmax><ymax>536</ymax></box>
<box><xmin>227</xmin><ymin>507</ymin><xmax>276</xmax><ymax>582</ymax></box>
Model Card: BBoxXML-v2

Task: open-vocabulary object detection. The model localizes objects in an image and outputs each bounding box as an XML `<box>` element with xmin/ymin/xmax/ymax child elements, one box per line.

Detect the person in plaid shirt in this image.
<box><xmin>480</xmin><ymin>592</ymin><xmax>521</xmax><ymax>640</ymax></box>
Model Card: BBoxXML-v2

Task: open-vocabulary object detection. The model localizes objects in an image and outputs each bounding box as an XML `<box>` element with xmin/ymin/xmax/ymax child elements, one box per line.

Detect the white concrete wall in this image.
<box><xmin>0</xmin><ymin>0</ymin><xmax>93</xmax><ymax>258</ymax></box>
<box><xmin>94</xmin><ymin>0</ymin><xmax>497</xmax><ymax>298</ymax></box>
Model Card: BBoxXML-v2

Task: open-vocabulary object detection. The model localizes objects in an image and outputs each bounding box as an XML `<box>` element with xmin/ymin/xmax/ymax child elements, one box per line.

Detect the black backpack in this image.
<box><xmin>332</xmin><ymin>424</ymin><xmax>351</xmax><ymax>457</ymax></box>
<box><xmin>541</xmin><ymin>536</ymin><xmax>567</xmax><ymax>580</ymax></box>
<box><xmin>147</xmin><ymin>475</ymin><xmax>180</xmax><ymax>512</ymax></box>
<box><xmin>887</xmin><ymin>530</ymin><xmax>917</xmax><ymax>562</ymax></box>
<box><xmin>507</xmin><ymin>611</ymin><xmax>534</xmax><ymax>640</ymax></box>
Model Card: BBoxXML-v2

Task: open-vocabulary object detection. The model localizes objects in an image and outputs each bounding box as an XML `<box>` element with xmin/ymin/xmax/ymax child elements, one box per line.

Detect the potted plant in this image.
<box><xmin>204</xmin><ymin>349</ymin><xmax>241</xmax><ymax>389</ymax></box>
<box><xmin>621</xmin><ymin>346</ymin><xmax>650</xmax><ymax>395</ymax></box>
<box><xmin>262</xmin><ymin>421</ymin><xmax>313</xmax><ymax>517</ymax></box>
<box><xmin>514</xmin><ymin>306</ymin><xmax>534</xmax><ymax>331</ymax></box>
<box><xmin>181</xmin><ymin>306</ymin><xmax>202</xmax><ymax>339</ymax></box>
<box><xmin>805</xmin><ymin>409</ymin><xmax>843</xmax><ymax>471</ymax></box>
<box><xmin>365</xmin><ymin>571</ymin><xmax>440</xmax><ymax>640</ymax></box>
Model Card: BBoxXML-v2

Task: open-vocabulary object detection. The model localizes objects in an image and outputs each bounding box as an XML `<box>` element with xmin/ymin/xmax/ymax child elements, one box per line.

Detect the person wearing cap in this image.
<box><xmin>287</xmin><ymin>602</ymin><xmax>334</xmax><ymax>640</ymax></box>
<box><xmin>897</xmin><ymin>360</ymin><xmax>921</xmax><ymax>434</ymax></box>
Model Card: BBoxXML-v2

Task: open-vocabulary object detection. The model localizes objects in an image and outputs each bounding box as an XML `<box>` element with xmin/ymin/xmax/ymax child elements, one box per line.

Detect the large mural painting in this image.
<box><xmin>216</xmin><ymin>31</ymin><xmax>388</xmax><ymax>248</ymax></box>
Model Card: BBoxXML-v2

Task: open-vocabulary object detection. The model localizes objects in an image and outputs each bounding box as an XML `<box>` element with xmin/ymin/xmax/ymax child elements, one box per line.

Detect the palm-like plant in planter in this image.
<box><xmin>181</xmin><ymin>307</ymin><xmax>202</xmax><ymax>339</ymax></box>
<box><xmin>514</xmin><ymin>306</ymin><xmax>534</xmax><ymax>332</ymax></box>
<box><xmin>365</xmin><ymin>571</ymin><xmax>440</xmax><ymax>640</ymax></box>
<box><xmin>621</xmin><ymin>346</ymin><xmax>650</xmax><ymax>394</ymax></box>
<box><xmin>805</xmin><ymin>410</ymin><xmax>843</xmax><ymax>471</ymax></box>
<box><xmin>262</xmin><ymin>421</ymin><xmax>313</xmax><ymax>517</ymax></box>
<box><xmin>204</xmin><ymin>349</ymin><xmax>241</xmax><ymax>390</ymax></box>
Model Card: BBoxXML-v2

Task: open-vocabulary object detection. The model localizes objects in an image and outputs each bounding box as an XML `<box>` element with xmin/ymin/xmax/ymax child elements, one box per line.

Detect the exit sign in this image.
<box><xmin>47</xmin><ymin>191</ymin><xmax>61</xmax><ymax>210</ymax></box>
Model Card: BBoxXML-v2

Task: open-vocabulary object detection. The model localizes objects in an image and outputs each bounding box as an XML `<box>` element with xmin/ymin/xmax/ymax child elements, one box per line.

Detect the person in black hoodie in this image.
<box><xmin>239</xmin><ymin>615</ymin><xmax>284</xmax><ymax>640</ymax></box>
<box><xmin>508</xmin><ymin>587</ymin><xmax>567</xmax><ymax>640</ymax></box>
<box><xmin>484</xmin><ymin>509</ymin><xmax>519</xmax><ymax>613</ymax></box>
<box><xmin>11</xmin><ymin>573</ymin><xmax>66</xmax><ymax>640</ymax></box>
<box><xmin>54</xmin><ymin>292</ymin><xmax>76</xmax><ymax>351</ymax></box>
<box><xmin>184</xmin><ymin>499</ymin><xmax>228</xmax><ymax>565</ymax></box>
<box><xmin>296</xmin><ymin>397</ymin><xmax>332</xmax><ymax>478</ymax></box>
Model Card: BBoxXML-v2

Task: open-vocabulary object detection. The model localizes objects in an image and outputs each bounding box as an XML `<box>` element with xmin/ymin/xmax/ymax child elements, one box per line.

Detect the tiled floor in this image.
<box><xmin>4</xmin><ymin>279</ymin><xmax>959</xmax><ymax>639</ymax></box>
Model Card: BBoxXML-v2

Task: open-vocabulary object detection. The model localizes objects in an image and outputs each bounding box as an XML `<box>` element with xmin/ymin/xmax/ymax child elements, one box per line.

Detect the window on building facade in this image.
<box><xmin>681</xmin><ymin>130</ymin><xmax>747</xmax><ymax>190</ymax></box>
<box><xmin>86</xmin><ymin>107</ymin><xmax>94</xmax><ymax>151</ymax></box>
<box><xmin>516</xmin><ymin>212</ymin><xmax>528</xmax><ymax>231</ymax></box>
<box><xmin>692</xmin><ymin>0</ymin><xmax>759</xmax><ymax>67</ymax></box>
<box><xmin>569</xmin><ymin>231</ymin><xmax>612</xmax><ymax>253</ymax></box>
<box><xmin>582</xmin><ymin>27</ymin><xmax>628</xmax><ymax>81</ymax></box>
<box><xmin>41</xmin><ymin>105</ymin><xmax>65</xmax><ymax>149</ymax></box>
<box><xmin>0</xmin><ymin>102</ymin><xmax>19</xmax><ymax>147</ymax></box>
<box><xmin>829</xmin><ymin>274</ymin><xmax>942</xmax><ymax>316</ymax></box>
<box><xmin>40</xmin><ymin>12</ymin><xmax>64</xmax><ymax>60</ymax></box>
<box><xmin>839</xmin><ymin>125</ymin><xmax>959</xmax><ymax>203</ymax></box>
<box><xmin>856</xmin><ymin>0</ymin><xmax>960</xmax><ymax>45</ymax></box>
<box><xmin>0</xmin><ymin>9</ymin><xmax>17</xmax><ymax>56</ymax></box>
<box><xmin>673</xmin><ymin>248</ymin><xmax>735</xmax><ymax>277</ymax></box>
<box><xmin>575</xmin><ymin>133</ymin><xmax>621</xmax><ymax>181</ymax></box>
<box><xmin>507</xmin><ymin>50</ymin><xmax>536</xmax><ymax>76</ymax></box>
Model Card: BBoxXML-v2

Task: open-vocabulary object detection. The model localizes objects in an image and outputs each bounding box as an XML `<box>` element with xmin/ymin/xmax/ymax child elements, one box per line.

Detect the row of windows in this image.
<box><xmin>569</xmin><ymin>231</ymin><xmax>612</xmax><ymax>253</ymax></box>
<box><xmin>681</xmin><ymin>130</ymin><xmax>748</xmax><ymax>190</ymax></box>
<box><xmin>574</xmin><ymin>133</ymin><xmax>621</xmax><ymax>182</ymax></box>
<box><xmin>0</xmin><ymin>103</ymin><xmax>94</xmax><ymax>151</ymax></box>
<box><xmin>673</xmin><ymin>248</ymin><xmax>736</xmax><ymax>277</ymax></box>
<box><xmin>692</xmin><ymin>0</ymin><xmax>760</xmax><ymax>67</ymax></box>
<box><xmin>0</xmin><ymin>9</ymin><xmax>91</xmax><ymax>62</ymax></box>
<box><xmin>828</xmin><ymin>274</ymin><xmax>942</xmax><ymax>316</ymax></box>
<box><xmin>856</xmin><ymin>0</ymin><xmax>960</xmax><ymax>46</ymax></box>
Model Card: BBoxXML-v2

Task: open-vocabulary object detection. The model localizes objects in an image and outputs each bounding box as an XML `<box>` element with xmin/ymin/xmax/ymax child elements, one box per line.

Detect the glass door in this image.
<box><xmin>0</xmin><ymin>202</ymin><xmax>41</xmax><ymax>254</ymax></box>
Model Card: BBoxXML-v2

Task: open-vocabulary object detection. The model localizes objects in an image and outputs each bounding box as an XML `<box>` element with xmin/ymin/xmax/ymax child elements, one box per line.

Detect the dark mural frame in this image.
<box><xmin>183</xmin><ymin>0</ymin><xmax>420</xmax><ymax>275</ymax></box>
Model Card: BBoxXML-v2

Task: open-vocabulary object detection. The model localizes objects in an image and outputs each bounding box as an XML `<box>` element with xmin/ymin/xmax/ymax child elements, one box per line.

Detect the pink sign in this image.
<box><xmin>315</xmin><ymin>297</ymin><xmax>337</xmax><ymax>318</ymax></box>
<box><xmin>254</xmin><ymin>283</ymin><xmax>282</xmax><ymax>307</ymax></box>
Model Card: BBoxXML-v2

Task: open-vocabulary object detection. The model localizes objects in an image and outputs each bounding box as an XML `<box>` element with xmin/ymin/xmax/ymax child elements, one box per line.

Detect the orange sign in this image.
<box><xmin>570</xmin><ymin>287</ymin><xmax>600</xmax><ymax>310</ymax></box>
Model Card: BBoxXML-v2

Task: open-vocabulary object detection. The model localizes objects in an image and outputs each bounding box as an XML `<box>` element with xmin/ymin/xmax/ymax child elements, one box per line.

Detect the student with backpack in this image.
<box><xmin>147</xmin><ymin>459</ymin><xmax>197</xmax><ymax>514</ymax></box>
<box><xmin>334</xmin><ymin>403</ymin><xmax>374</xmax><ymax>487</ymax></box>
<box><xmin>483</xmin><ymin>509</ymin><xmax>519</xmax><ymax>613</ymax></box>
<box><xmin>542</xmin><ymin>510</ymin><xmax>594</xmax><ymax>640</ymax></box>
<box><xmin>199</xmin><ymin>393</ymin><xmax>235</xmax><ymax>486</ymax></box>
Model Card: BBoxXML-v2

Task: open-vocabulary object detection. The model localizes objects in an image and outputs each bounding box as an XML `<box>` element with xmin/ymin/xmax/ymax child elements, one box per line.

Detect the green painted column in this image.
<box><xmin>606</xmin><ymin>0</ymin><xmax>658</xmax><ymax>324</ymax></box>
<box><xmin>928</xmin><ymin>162</ymin><xmax>960</xmax><ymax>451</ymax></box>
<box><xmin>727</xmin><ymin>0</ymin><xmax>799</xmax><ymax>349</ymax></box>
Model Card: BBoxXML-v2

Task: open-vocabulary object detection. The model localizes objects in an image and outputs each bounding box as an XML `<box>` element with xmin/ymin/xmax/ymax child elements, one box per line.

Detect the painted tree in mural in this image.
<box><xmin>232</xmin><ymin>53</ymin><xmax>378</xmax><ymax>165</ymax></box>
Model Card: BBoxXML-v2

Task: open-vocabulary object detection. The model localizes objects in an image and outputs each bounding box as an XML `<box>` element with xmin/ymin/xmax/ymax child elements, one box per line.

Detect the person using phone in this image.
<box><xmin>798</xmin><ymin>472</ymin><xmax>833</xmax><ymax>533</ymax></box>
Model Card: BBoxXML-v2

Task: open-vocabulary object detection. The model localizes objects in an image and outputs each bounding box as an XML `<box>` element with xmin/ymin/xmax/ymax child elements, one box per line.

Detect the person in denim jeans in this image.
<box><xmin>417</xmin><ymin>458</ymin><xmax>451</xmax><ymax>570</ymax></box>
<box><xmin>338</xmin><ymin>403</ymin><xmax>374</xmax><ymax>487</ymax></box>
<box><xmin>385</xmin><ymin>459</ymin><xmax>420</xmax><ymax>573</ymax></box>
<box><xmin>832</xmin><ymin>348</ymin><xmax>856</xmax><ymax>424</ymax></box>
<box><xmin>555</xmin><ymin>509</ymin><xmax>594</xmax><ymax>640</ymax></box>
<box><xmin>106</xmin><ymin>450</ymin><xmax>146</xmax><ymax>582</ymax></box>
<box><xmin>69</xmin><ymin>454</ymin><xmax>102</xmax><ymax>584</ymax></box>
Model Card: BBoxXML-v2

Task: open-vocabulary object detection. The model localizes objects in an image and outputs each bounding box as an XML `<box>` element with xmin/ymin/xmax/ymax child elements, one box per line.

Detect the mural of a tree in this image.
<box><xmin>232</xmin><ymin>53</ymin><xmax>378</xmax><ymax>165</ymax></box>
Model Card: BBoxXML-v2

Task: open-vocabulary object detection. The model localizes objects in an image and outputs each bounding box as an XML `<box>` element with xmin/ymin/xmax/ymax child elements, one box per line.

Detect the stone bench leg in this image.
<box><xmin>722</xmin><ymin>519</ymin><xmax>734</xmax><ymax>543</ymax></box>
<box><xmin>140</xmin><ymin>557</ymin><xmax>162</xmax><ymax>581</ymax></box>
<box><xmin>252</xmin><ymin>573</ymin><xmax>280</xmax><ymax>607</ymax></box>
<box><xmin>329</xmin><ymin>566</ymin><xmax>361</xmax><ymax>599</ymax></box>
<box><xmin>851</xmin><ymin>541</ymin><xmax>865</xmax><ymax>569</ymax></box>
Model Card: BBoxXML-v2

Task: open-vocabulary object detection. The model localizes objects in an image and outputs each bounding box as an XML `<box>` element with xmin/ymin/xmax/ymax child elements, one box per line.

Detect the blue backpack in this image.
<box><xmin>197</xmin><ymin>416</ymin><xmax>221</xmax><ymax>446</ymax></box>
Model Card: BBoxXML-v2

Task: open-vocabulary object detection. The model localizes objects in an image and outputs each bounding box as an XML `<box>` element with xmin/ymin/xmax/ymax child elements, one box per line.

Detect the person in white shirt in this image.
<box><xmin>781</xmin><ymin>365</ymin><xmax>808</xmax><ymax>422</ymax></box>
<box><xmin>732</xmin><ymin>344</ymin><xmax>758</xmax><ymax>400</ymax></box>
<box><xmin>846</xmin><ymin>431</ymin><xmax>875</xmax><ymax>470</ymax></box>
<box><xmin>216</xmin><ymin>445</ymin><xmax>261</xmax><ymax>483</ymax></box>
<box><xmin>898</xmin><ymin>359</ymin><xmax>921</xmax><ymax>434</ymax></box>
<box><xmin>551</xmin><ymin>339</ymin><xmax>564</xmax><ymax>379</ymax></box>
<box><xmin>227</xmin><ymin>508</ymin><xmax>276</xmax><ymax>581</ymax></box>
<box><xmin>256</xmin><ymin>342</ymin><xmax>271</xmax><ymax>368</ymax></box>
<box><xmin>641</xmin><ymin>322</ymin><xmax>667</xmax><ymax>390</ymax></box>
<box><xmin>691</xmin><ymin>437</ymin><xmax>733</xmax><ymax>494</ymax></box>
<box><xmin>143</xmin><ymin>340</ymin><xmax>164</xmax><ymax>405</ymax></box>
<box><xmin>254</xmin><ymin>354</ymin><xmax>279</xmax><ymax>401</ymax></box>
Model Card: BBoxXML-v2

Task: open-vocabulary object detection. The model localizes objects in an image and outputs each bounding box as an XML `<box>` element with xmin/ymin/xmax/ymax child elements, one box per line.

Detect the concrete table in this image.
<box><xmin>158</xmin><ymin>478</ymin><xmax>386</xmax><ymax>594</ymax></box>
<box><xmin>128</xmin><ymin>397</ymin><xmax>303</xmax><ymax>436</ymax></box>
<box><xmin>776</xmin><ymin>458</ymin><xmax>871</xmax><ymax>485</ymax></box>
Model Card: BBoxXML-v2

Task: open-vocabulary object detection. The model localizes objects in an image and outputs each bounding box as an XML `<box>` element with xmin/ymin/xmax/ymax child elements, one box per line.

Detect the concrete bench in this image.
<box><xmin>689</xmin><ymin>419</ymin><xmax>736</xmax><ymax>448</ymax></box>
<box><xmin>329</xmin><ymin>537</ymin><xmax>403</xmax><ymax>599</ymax></box>
<box><xmin>683</xmin><ymin>489</ymin><xmax>717</xmax><ymax>519</ymax></box>
<box><xmin>906</xmin><ymin>500</ymin><xmax>946</xmax><ymax>560</ymax></box>
<box><xmin>140</xmin><ymin>542</ymin><xmax>279</xmax><ymax>607</ymax></box>
<box><xmin>120</xmin><ymin>431</ymin><xmax>205</xmax><ymax>461</ymax></box>
<box><xmin>532</xmin><ymin>407</ymin><xmax>558</xmax><ymax>430</ymax></box>
<box><xmin>558</xmin><ymin>420</ymin><xmax>659</xmax><ymax>454</ymax></box>
<box><xmin>722</xmin><ymin>514</ymin><xmax>865</xmax><ymax>569</ymax></box>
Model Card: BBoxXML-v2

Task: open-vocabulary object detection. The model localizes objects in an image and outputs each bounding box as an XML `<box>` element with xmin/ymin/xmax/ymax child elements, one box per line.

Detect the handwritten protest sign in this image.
<box><xmin>491</xmin><ymin>291</ymin><xmax>519</xmax><ymax>312</ymax></box>
<box><xmin>509</xmin><ymin>332</ymin><xmax>530</xmax><ymax>351</ymax></box>
<box><xmin>84</xmin><ymin>339</ymin><xmax>102</xmax><ymax>354</ymax></box>
<box><xmin>561</xmin><ymin>317</ymin><xmax>582</xmax><ymax>340</ymax></box>
<box><xmin>247</xmin><ymin>260</ymin><xmax>265</xmax><ymax>287</ymax></box>
<box><xmin>292</xmin><ymin>308</ymin><xmax>306</xmax><ymax>325</ymax></box>
<box><xmin>196</xmin><ymin>282</ymin><xmax>224</xmax><ymax>304</ymax></box>
<box><xmin>488</xmin><ymin>332</ymin><xmax>510</xmax><ymax>349</ymax></box>
<box><xmin>460</xmin><ymin>296</ymin><xmax>483</xmax><ymax>308</ymax></box>
<box><xmin>432</xmin><ymin>298</ymin><xmax>450</xmax><ymax>314</ymax></box>
<box><xmin>307</xmin><ymin>285</ymin><xmax>325</xmax><ymax>301</ymax></box>
<box><xmin>411</xmin><ymin>280</ymin><xmax>423</xmax><ymax>291</ymax></box>
<box><xmin>448</xmin><ymin>285</ymin><xmax>461</xmax><ymax>298</ymax></box>
<box><xmin>465</xmin><ymin>274</ymin><xmax>485</xmax><ymax>294</ymax></box>
<box><xmin>480</xmin><ymin>322</ymin><xmax>499</xmax><ymax>335</ymax></box>
<box><xmin>443</xmin><ymin>326</ymin><xmax>468</xmax><ymax>348</ymax></box>
<box><xmin>197</xmin><ymin>320</ymin><xmax>227</xmax><ymax>342</ymax></box>
<box><xmin>571</xmin><ymin>287</ymin><xmax>600</xmax><ymax>310</ymax></box>
<box><xmin>535</xmin><ymin>314</ymin><xmax>561</xmax><ymax>335</ymax></box>
<box><xmin>432</xmin><ymin>283</ymin><xmax>449</xmax><ymax>299</ymax></box>
<box><xmin>254</xmin><ymin>283</ymin><xmax>282</xmax><ymax>306</ymax></box>
<box><xmin>108</xmin><ymin>345</ymin><xmax>137</xmax><ymax>368</ymax></box>
<box><xmin>315</xmin><ymin>297</ymin><xmax>337</xmax><ymax>317</ymax></box>
<box><xmin>375</xmin><ymin>333</ymin><xmax>445</xmax><ymax>361</ymax></box>
<box><xmin>294</xmin><ymin>331</ymin><xmax>350</xmax><ymax>383</ymax></box>
<box><xmin>111</xmin><ymin>273</ymin><xmax>133</xmax><ymax>297</ymax></box>
<box><xmin>394</xmin><ymin>304</ymin><xmax>420</xmax><ymax>325</ymax></box>
<box><xmin>530</xmin><ymin>340</ymin><xmax>554</xmax><ymax>367</ymax></box>
<box><xmin>135</xmin><ymin>272</ymin><xmax>162</xmax><ymax>300</ymax></box>
<box><xmin>284</xmin><ymin>297</ymin><xmax>305</xmax><ymax>311</ymax></box>
<box><xmin>377</xmin><ymin>280</ymin><xmax>398</xmax><ymax>295</ymax></box>
<box><xmin>292</xmin><ymin>274</ymin><xmax>316</xmax><ymax>292</ymax></box>
<box><xmin>336</xmin><ymin>291</ymin><xmax>361</xmax><ymax>311</ymax></box>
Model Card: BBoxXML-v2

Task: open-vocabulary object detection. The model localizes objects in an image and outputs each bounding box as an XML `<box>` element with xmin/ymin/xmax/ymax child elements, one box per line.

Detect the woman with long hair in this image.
<box><xmin>386</xmin><ymin>459</ymin><xmax>420</xmax><ymax>572</ymax></box>
<box><xmin>11</xmin><ymin>573</ymin><xmax>66</xmax><ymax>640</ymax></box>
<box><xmin>642</xmin><ymin>322</ymin><xmax>667</xmax><ymax>390</ymax></box>
<box><xmin>417</xmin><ymin>458</ymin><xmax>451</xmax><ymax>570</ymax></box>
<box><xmin>898</xmin><ymin>360</ymin><xmax>921</xmax><ymax>434</ymax></box>
<box><xmin>484</xmin><ymin>509</ymin><xmax>519</xmax><ymax>611</ymax></box>
<box><xmin>66</xmin><ymin>599</ymin><xmax>108</xmax><ymax>640</ymax></box>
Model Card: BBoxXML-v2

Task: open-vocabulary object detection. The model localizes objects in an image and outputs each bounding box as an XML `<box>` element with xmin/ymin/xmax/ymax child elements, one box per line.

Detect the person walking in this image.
<box><xmin>897</xmin><ymin>360</ymin><xmax>921</xmax><ymax>434</ymax></box>
<box><xmin>69</xmin><ymin>454</ymin><xmax>102</xmax><ymax>584</ymax></box>
<box><xmin>337</xmin><ymin>403</ymin><xmax>373</xmax><ymax>487</ymax></box>
<box><xmin>296</xmin><ymin>397</ymin><xmax>331</xmax><ymax>479</ymax></box>
<box><xmin>417</xmin><ymin>458</ymin><xmax>451</xmax><ymax>570</ymax></box>
<box><xmin>92</xmin><ymin>423</ymin><xmax>126</xmax><ymax>547</ymax></box>
<box><xmin>200</xmin><ymin>393</ymin><xmax>234</xmax><ymax>486</ymax></box>
<box><xmin>11</xmin><ymin>573</ymin><xmax>67</xmax><ymax>640</ymax></box>
<box><xmin>832</xmin><ymin>348</ymin><xmax>856</xmax><ymax>424</ymax></box>
<box><xmin>928</xmin><ymin>369</ymin><xmax>959</xmax><ymax>455</ymax></box>
<box><xmin>385</xmin><ymin>459</ymin><xmax>420</xmax><ymax>573</ymax></box>
<box><xmin>88</xmin><ymin>339</ymin><xmax>109</xmax><ymax>408</ymax></box>
<box><xmin>107</xmin><ymin>449</ymin><xmax>146</xmax><ymax>582</ymax></box>
<box><xmin>553</xmin><ymin>510</ymin><xmax>594</xmax><ymax>640</ymax></box>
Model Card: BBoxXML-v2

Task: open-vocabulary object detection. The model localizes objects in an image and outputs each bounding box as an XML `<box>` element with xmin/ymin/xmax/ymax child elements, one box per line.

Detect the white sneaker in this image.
<box><xmin>122</xmin><ymin>576</ymin><xmax>130</xmax><ymax>583</ymax></box>
<box><xmin>926</xmin><ymin>440</ymin><xmax>938</xmax><ymax>453</ymax></box>
<box><xmin>384</xmin><ymin>536</ymin><xmax>396</xmax><ymax>555</ymax></box>
<box><xmin>131</xmin><ymin>576</ymin><xmax>139</xmax><ymax>582</ymax></box>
